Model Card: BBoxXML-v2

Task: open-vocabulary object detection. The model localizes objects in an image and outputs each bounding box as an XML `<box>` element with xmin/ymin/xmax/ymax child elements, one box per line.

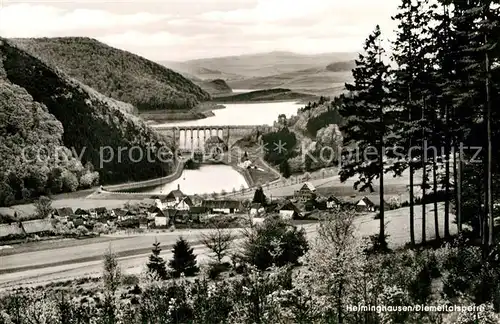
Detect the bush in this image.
<box><xmin>76</xmin><ymin>225</ymin><xmax>89</xmax><ymax>236</ymax></box>
<box><xmin>122</xmin><ymin>274</ymin><xmax>139</xmax><ymax>286</ymax></box>
<box><xmin>207</xmin><ymin>262</ymin><xmax>231</xmax><ymax>280</ymax></box>
<box><xmin>240</xmin><ymin>216</ymin><xmax>308</xmax><ymax>270</ymax></box>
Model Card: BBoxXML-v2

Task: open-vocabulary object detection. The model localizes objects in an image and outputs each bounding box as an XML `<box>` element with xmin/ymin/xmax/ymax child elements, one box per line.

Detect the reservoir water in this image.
<box><xmin>153</xmin><ymin>99</ymin><xmax>303</xmax><ymax>128</ymax></box>
<box><xmin>152</xmin><ymin>165</ymin><xmax>248</xmax><ymax>196</ymax></box>
<box><xmin>149</xmin><ymin>94</ymin><xmax>304</xmax><ymax>195</ymax></box>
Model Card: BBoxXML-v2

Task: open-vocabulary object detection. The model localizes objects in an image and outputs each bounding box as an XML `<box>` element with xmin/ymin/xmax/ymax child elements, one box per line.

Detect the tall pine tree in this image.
<box><xmin>340</xmin><ymin>25</ymin><xmax>391</xmax><ymax>246</ymax></box>
<box><xmin>391</xmin><ymin>0</ymin><xmax>437</xmax><ymax>244</ymax></box>
<box><xmin>146</xmin><ymin>239</ymin><xmax>168</xmax><ymax>280</ymax></box>
<box><xmin>169</xmin><ymin>237</ymin><xmax>199</xmax><ymax>278</ymax></box>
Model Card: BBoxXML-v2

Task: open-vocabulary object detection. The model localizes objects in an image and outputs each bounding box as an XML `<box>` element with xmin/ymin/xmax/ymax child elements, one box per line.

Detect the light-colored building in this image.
<box><xmin>294</xmin><ymin>182</ymin><xmax>316</xmax><ymax>203</ymax></box>
<box><xmin>278</xmin><ymin>201</ymin><xmax>302</xmax><ymax>219</ymax></box>
<box><xmin>162</xmin><ymin>184</ymin><xmax>187</xmax><ymax>208</ymax></box>
<box><xmin>326</xmin><ymin>196</ymin><xmax>341</xmax><ymax>210</ymax></box>
<box><xmin>202</xmin><ymin>200</ymin><xmax>243</xmax><ymax>214</ymax></box>
<box><xmin>356</xmin><ymin>196</ymin><xmax>376</xmax><ymax>212</ymax></box>
<box><xmin>250</xmin><ymin>203</ymin><xmax>265</xmax><ymax>216</ymax></box>
<box><xmin>175</xmin><ymin>196</ymin><xmax>193</xmax><ymax>211</ymax></box>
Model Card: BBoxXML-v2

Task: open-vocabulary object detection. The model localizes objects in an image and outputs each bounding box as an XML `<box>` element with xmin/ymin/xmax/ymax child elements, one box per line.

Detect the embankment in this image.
<box><xmin>102</xmin><ymin>160</ymin><xmax>184</xmax><ymax>193</ymax></box>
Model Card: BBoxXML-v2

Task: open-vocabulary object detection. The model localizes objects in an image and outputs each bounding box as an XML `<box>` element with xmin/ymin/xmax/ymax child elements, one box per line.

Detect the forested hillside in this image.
<box><xmin>11</xmin><ymin>37</ymin><xmax>211</xmax><ymax>111</ymax></box>
<box><xmin>0</xmin><ymin>39</ymin><xmax>175</xmax><ymax>206</ymax></box>
<box><xmin>194</xmin><ymin>79</ymin><xmax>232</xmax><ymax>96</ymax></box>
<box><xmin>0</xmin><ymin>80</ymin><xmax>100</xmax><ymax>206</ymax></box>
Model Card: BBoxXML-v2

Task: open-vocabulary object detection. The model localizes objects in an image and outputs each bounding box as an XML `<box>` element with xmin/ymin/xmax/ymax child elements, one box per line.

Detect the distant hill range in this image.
<box><xmin>11</xmin><ymin>37</ymin><xmax>210</xmax><ymax>111</ymax></box>
<box><xmin>0</xmin><ymin>38</ymin><xmax>176</xmax><ymax>206</ymax></box>
<box><xmin>160</xmin><ymin>51</ymin><xmax>356</xmax><ymax>97</ymax></box>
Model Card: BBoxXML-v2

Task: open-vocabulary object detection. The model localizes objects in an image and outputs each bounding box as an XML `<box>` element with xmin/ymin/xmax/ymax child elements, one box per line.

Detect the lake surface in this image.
<box><xmin>149</xmin><ymin>96</ymin><xmax>304</xmax><ymax>194</ymax></box>
<box><xmin>153</xmin><ymin>94</ymin><xmax>303</xmax><ymax>128</ymax></box>
<box><xmin>149</xmin><ymin>164</ymin><xmax>248</xmax><ymax>195</ymax></box>
<box><xmin>231</xmin><ymin>89</ymin><xmax>261</xmax><ymax>93</ymax></box>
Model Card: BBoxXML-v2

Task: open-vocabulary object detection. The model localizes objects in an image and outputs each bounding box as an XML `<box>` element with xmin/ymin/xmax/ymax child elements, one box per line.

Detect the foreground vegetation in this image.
<box><xmin>2</xmin><ymin>212</ymin><xmax>500</xmax><ymax>324</ymax></box>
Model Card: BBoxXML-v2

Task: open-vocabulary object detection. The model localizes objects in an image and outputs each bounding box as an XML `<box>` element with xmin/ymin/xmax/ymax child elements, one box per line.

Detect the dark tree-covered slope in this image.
<box><xmin>0</xmin><ymin>39</ymin><xmax>175</xmax><ymax>205</ymax></box>
<box><xmin>11</xmin><ymin>37</ymin><xmax>211</xmax><ymax>111</ymax></box>
<box><xmin>0</xmin><ymin>79</ymin><xmax>101</xmax><ymax>206</ymax></box>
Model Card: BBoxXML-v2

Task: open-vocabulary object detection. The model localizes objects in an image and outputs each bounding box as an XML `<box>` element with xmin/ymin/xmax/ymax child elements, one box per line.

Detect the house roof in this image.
<box><xmin>22</xmin><ymin>219</ymin><xmax>54</xmax><ymax>234</ymax></box>
<box><xmin>202</xmin><ymin>200</ymin><xmax>242</xmax><ymax>209</ymax></box>
<box><xmin>54</xmin><ymin>207</ymin><xmax>74</xmax><ymax>217</ymax></box>
<box><xmin>357</xmin><ymin>196</ymin><xmax>375</xmax><ymax>207</ymax></box>
<box><xmin>95</xmin><ymin>207</ymin><xmax>107</xmax><ymax>214</ymax></box>
<box><xmin>327</xmin><ymin>196</ymin><xmax>341</xmax><ymax>204</ymax></box>
<box><xmin>300</xmin><ymin>182</ymin><xmax>316</xmax><ymax>192</ymax></box>
<box><xmin>74</xmin><ymin>208</ymin><xmax>90</xmax><ymax>215</ymax></box>
<box><xmin>0</xmin><ymin>223</ymin><xmax>24</xmax><ymax>237</ymax></box>
<box><xmin>165</xmin><ymin>190</ymin><xmax>185</xmax><ymax>200</ymax></box>
<box><xmin>148</xmin><ymin>206</ymin><xmax>165</xmax><ymax>216</ymax></box>
<box><xmin>177</xmin><ymin>196</ymin><xmax>193</xmax><ymax>207</ymax></box>
<box><xmin>279</xmin><ymin>201</ymin><xmax>301</xmax><ymax>213</ymax></box>
<box><xmin>112</xmin><ymin>208</ymin><xmax>128</xmax><ymax>217</ymax></box>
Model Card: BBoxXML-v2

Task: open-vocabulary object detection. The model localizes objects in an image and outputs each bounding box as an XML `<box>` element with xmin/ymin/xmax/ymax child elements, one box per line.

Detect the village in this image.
<box><xmin>0</xmin><ymin>182</ymin><xmax>383</xmax><ymax>242</ymax></box>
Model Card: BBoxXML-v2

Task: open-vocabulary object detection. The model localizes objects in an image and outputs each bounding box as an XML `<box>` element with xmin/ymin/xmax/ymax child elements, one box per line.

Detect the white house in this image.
<box><xmin>175</xmin><ymin>196</ymin><xmax>193</xmax><ymax>211</ymax></box>
<box><xmin>326</xmin><ymin>196</ymin><xmax>341</xmax><ymax>210</ymax></box>
<box><xmin>356</xmin><ymin>197</ymin><xmax>376</xmax><ymax>212</ymax></box>
<box><xmin>278</xmin><ymin>201</ymin><xmax>301</xmax><ymax>219</ymax></box>
<box><xmin>202</xmin><ymin>200</ymin><xmax>243</xmax><ymax>214</ymax></box>
<box><xmin>162</xmin><ymin>184</ymin><xmax>187</xmax><ymax>208</ymax></box>
<box><xmin>153</xmin><ymin>209</ymin><xmax>175</xmax><ymax>227</ymax></box>
<box><xmin>250</xmin><ymin>203</ymin><xmax>265</xmax><ymax>216</ymax></box>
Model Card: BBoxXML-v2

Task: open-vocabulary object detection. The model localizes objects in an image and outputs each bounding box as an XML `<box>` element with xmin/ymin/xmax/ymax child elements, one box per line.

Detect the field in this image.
<box><xmin>231</xmin><ymin>168</ymin><xmax>424</xmax><ymax>202</ymax></box>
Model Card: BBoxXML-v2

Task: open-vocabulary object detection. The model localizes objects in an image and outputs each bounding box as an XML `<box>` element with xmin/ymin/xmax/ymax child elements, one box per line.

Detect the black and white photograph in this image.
<box><xmin>0</xmin><ymin>0</ymin><xmax>499</xmax><ymax>322</ymax></box>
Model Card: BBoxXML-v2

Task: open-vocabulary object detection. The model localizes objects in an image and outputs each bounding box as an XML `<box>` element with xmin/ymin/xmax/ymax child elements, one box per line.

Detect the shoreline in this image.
<box><xmin>143</xmin><ymin>96</ymin><xmax>311</xmax><ymax>124</ymax></box>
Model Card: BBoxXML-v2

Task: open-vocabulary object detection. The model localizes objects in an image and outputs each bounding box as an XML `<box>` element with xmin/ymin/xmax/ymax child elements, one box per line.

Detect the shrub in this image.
<box><xmin>207</xmin><ymin>262</ymin><xmax>231</xmax><ymax>280</ymax></box>
<box><xmin>122</xmin><ymin>274</ymin><xmax>139</xmax><ymax>287</ymax></box>
<box><xmin>240</xmin><ymin>216</ymin><xmax>308</xmax><ymax>270</ymax></box>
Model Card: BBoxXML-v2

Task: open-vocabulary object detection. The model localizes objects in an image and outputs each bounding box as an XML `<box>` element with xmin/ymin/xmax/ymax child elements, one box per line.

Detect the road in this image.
<box><xmin>0</xmin><ymin>224</ymin><xmax>318</xmax><ymax>290</ymax></box>
<box><xmin>0</xmin><ymin>203</ymin><xmax>456</xmax><ymax>291</ymax></box>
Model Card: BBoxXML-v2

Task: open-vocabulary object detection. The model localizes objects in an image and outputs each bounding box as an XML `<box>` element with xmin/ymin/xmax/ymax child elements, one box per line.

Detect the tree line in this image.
<box><xmin>339</xmin><ymin>0</ymin><xmax>499</xmax><ymax>254</ymax></box>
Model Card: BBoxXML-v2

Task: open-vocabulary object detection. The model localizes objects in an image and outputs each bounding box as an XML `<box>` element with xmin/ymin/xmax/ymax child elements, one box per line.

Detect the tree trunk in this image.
<box><xmin>421</xmin><ymin>102</ymin><xmax>426</xmax><ymax>244</ymax></box>
<box><xmin>433</xmin><ymin>158</ymin><xmax>440</xmax><ymax>239</ymax></box>
<box><xmin>380</xmin><ymin>149</ymin><xmax>385</xmax><ymax>243</ymax></box>
<box><xmin>444</xmin><ymin>104</ymin><xmax>451</xmax><ymax>239</ymax></box>
<box><xmin>485</xmin><ymin>34</ymin><xmax>493</xmax><ymax>247</ymax></box>
<box><xmin>456</xmin><ymin>143</ymin><xmax>462</xmax><ymax>233</ymax></box>
<box><xmin>408</xmin><ymin>88</ymin><xmax>415</xmax><ymax>247</ymax></box>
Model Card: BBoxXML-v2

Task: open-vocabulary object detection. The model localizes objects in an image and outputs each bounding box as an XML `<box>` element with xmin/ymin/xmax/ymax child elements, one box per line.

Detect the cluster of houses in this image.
<box><xmin>0</xmin><ymin>219</ymin><xmax>55</xmax><ymax>240</ymax></box>
<box><xmin>0</xmin><ymin>183</ymin><xmax>385</xmax><ymax>241</ymax></box>
<box><xmin>290</xmin><ymin>182</ymin><xmax>383</xmax><ymax>213</ymax></box>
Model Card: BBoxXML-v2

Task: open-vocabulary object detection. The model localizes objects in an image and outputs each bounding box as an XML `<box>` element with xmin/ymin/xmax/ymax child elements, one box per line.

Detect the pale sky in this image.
<box><xmin>0</xmin><ymin>0</ymin><xmax>399</xmax><ymax>61</ymax></box>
